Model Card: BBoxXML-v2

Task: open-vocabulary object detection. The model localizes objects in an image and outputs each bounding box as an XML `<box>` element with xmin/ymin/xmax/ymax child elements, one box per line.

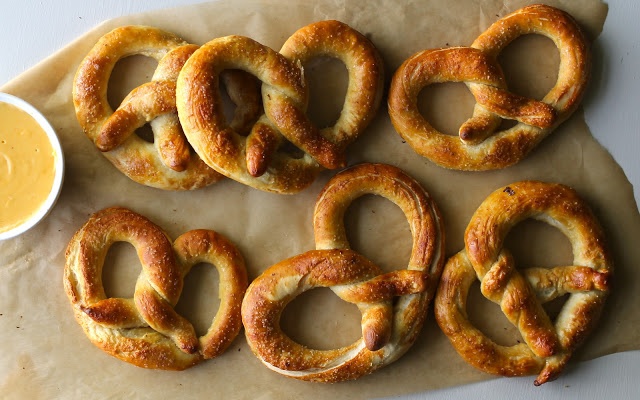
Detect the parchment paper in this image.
<box><xmin>2</xmin><ymin>0</ymin><xmax>639</xmax><ymax>399</ymax></box>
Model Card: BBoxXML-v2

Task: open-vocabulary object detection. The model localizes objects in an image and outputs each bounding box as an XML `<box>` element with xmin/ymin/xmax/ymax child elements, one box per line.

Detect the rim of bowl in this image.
<box><xmin>0</xmin><ymin>92</ymin><xmax>65</xmax><ymax>241</ymax></box>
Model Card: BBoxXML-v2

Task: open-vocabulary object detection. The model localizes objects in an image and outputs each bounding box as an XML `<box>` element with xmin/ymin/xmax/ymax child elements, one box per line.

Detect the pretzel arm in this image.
<box><xmin>479</xmin><ymin>253</ymin><xmax>559</xmax><ymax>359</ymax></box>
<box><xmin>81</xmin><ymin>298</ymin><xmax>147</xmax><ymax>328</ymax></box>
<box><xmin>524</xmin><ymin>266</ymin><xmax>611</xmax><ymax>303</ymax></box>
<box><xmin>468</xmin><ymin>83</ymin><xmax>557</xmax><ymax>128</ymax></box>
<box><xmin>135</xmin><ymin>276</ymin><xmax>198</xmax><ymax>354</ymax></box>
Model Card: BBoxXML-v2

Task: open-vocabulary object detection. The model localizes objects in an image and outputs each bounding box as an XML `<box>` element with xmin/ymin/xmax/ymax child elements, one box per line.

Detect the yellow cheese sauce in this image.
<box><xmin>0</xmin><ymin>102</ymin><xmax>56</xmax><ymax>233</ymax></box>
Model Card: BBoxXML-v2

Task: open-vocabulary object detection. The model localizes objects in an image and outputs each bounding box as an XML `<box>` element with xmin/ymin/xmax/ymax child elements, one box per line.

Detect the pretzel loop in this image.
<box><xmin>471</xmin><ymin>4</ymin><xmax>589</xmax><ymax>114</ymax></box>
<box><xmin>176</xmin><ymin>21</ymin><xmax>384</xmax><ymax>193</ymax></box>
<box><xmin>388</xmin><ymin>4</ymin><xmax>590</xmax><ymax>171</ymax></box>
<box><xmin>172</xmin><ymin>229</ymin><xmax>249</xmax><ymax>360</ymax></box>
<box><xmin>435</xmin><ymin>181</ymin><xmax>612</xmax><ymax>385</ymax></box>
<box><xmin>63</xmin><ymin>207</ymin><xmax>248</xmax><ymax>370</ymax></box>
<box><xmin>260</xmin><ymin>20</ymin><xmax>384</xmax><ymax>171</ymax></box>
<box><xmin>242</xmin><ymin>163</ymin><xmax>445</xmax><ymax>382</ymax></box>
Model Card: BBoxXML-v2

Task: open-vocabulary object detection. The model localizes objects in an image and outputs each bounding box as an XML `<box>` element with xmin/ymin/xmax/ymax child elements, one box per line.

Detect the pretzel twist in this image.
<box><xmin>434</xmin><ymin>181</ymin><xmax>612</xmax><ymax>385</ymax></box>
<box><xmin>176</xmin><ymin>20</ymin><xmax>384</xmax><ymax>193</ymax></box>
<box><xmin>72</xmin><ymin>26</ymin><xmax>263</xmax><ymax>190</ymax></box>
<box><xmin>63</xmin><ymin>207</ymin><xmax>248</xmax><ymax>370</ymax></box>
<box><xmin>242</xmin><ymin>163</ymin><xmax>445</xmax><ymax>382</ymax></box>
<box><xmin>388</xmin><ymin>4</ymin><xmax>590</xmax><ymax>171</ymax></box>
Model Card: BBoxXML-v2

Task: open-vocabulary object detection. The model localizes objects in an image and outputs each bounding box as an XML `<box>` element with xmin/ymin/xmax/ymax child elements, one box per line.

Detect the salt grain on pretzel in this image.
<box><xmin>73</xmin><ymin>26</ymin><xmax>261</xmax><ymax>190</ymax></box>
<box><xmin>242</xmin><ymin>163</ymin><xmax>445</xmax><ymax>382</ymax></box>
<box><xmin>63</xmin><ymin>207</ymin><xmax>248</xmax><ymax>370</ymax></box>
<box><xmin>434</xmin><ymin>181</ymin><xmax>612</xmax><ymax>385</ymax></box>
<box><xmin>388</xmin><ymin>4</ymin><xmax>590</xmax><ymax>171</ymax></box>
<box><xmin>176</xmin><ymin>20</ymin><xmax>384</xmax><ymax>193</ymax></box>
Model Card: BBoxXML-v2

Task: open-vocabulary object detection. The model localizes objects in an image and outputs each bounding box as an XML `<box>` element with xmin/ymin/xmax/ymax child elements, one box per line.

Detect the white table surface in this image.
<box><xmin>0</xmin><ymin>1</ymin><xmax>637</xmax><ymax>399</ymax></box>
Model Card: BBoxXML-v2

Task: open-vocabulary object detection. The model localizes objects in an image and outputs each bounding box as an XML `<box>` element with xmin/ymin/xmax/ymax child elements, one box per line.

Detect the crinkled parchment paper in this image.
<box><xmin>1</xmin><ymin>0</ymin><xmax>639</xmax><ymax>399</ymax></box>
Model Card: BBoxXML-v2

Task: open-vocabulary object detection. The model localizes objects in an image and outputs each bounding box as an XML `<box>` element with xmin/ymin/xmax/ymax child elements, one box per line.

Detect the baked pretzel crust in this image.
<box><xmin>434</xmin><ymin>181</ymin><xmax>612</xmax><ymax>385</ymax></box>
<box><xmin>72</xmin><ymin>26</ymin><xmax>230</xmax><ymax>190</ymax></box>
<box><xmin>388</xmin><ymin>4</ymin><xmax>590</xmax><ymax>171</ymax></box>
<box><xmin>63</xmin><ymin>207</ymin><xmax>248</xmax><ymax>370</ymax></box>
<box><xmin>242</xmin><ymin>163</ymin><xmax>445</xmax><ymax>382</ymax></box>
<box><xmin>176</xmin><ymin>21</ymin><xmax>384</xmax><ymax>193</ymax></box>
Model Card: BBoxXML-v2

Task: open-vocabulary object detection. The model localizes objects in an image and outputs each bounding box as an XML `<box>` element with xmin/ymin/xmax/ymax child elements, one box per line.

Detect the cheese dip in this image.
<box><xmin>0</xmin><ymin>101</ymin><xmax>56</xmax><ymax>233</ymax></box>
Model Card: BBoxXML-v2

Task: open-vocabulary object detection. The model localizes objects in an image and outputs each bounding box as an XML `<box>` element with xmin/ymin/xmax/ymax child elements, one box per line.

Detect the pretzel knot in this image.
<box><xmin>388</xmin><ymin>4</ymin><xmax>590</xmax><ymax>171</ymax></box>
<box><xmin>434</xmin><ymin>181</ymin><xmax>612</xmax><ymax>385</ymax></box>
<box><xmin>73</xmin><ymin>26</ymin><xmax>263</xmax><ymax>190</ymax></box>
<box><xmin>63</xmin><ymin>207</ymin><xmax>248</xmax><ymax>370</ymax></box>
<box><xmin>176</xmin><ymin>20</ymin><xmax>384</xmax><ymax>194</ymax></box>
<box><xmin>242</xmin><ymin>163</ymin><xmax>445</xmax><ymax>382</ymax></box>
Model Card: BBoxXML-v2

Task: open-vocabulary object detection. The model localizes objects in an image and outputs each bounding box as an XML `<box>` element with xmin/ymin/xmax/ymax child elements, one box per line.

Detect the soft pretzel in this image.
<box><xmin>176</xmin><ymin>20</ymin><xmax>384</xmax><ymax>194</ymax></box>
<box><xmin>73</xmin><ymin>26</ymin><xmax>262</xmax><ymax>190</ymax></box>
<box><xmin>63</xmin><ymin>207</ymin><xmax>248</xmax><ymax>370</ymax></box>
<box><xmin>388</xmin><ymin>4</ymin><xmax>590</xmax><ymax>170</ymax></box>
<box><xmin>242</xmin><ymin>163</ymin><xmax>445</xmax><ymax>382</ymax></box>
<box><xmin>434</xmin><ymin>181</ymin><xmax>612</xmax><ymax>385</ymax></box>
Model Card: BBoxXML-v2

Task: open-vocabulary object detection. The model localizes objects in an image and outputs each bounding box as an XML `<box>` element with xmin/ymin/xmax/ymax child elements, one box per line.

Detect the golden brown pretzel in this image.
<box><xmin>434</xmin><ymin>181</ymin><xmax>612</xmax><ymax>385</ymax></box>
<box><xmin>63</xmin><ymin>207</ymin><xmax>248</xmax><ymax>370</ymax></box>
<box><xmin>388</xmin><ymin>4</ymin><xmax>590</xmax><ymax>171</ymax></box>
<box><xmin>176</xmin><ymin>20</ymin><xmax>384</xmax><ymax>193</ymax></box>
<box><xmin>73</xmin><ymin>26</ymin><xmax>261</xmax><ymax>190</ymax></box>
<box><xmin>242</xmin><ymin>163</ymin><xmax>445</xmax><ymax>382</ymax></box>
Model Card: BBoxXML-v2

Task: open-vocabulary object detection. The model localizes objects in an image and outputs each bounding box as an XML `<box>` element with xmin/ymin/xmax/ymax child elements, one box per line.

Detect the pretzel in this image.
<box><xmin>242</xmin><ymin>163</ymin><xmax>445</xmax><ymax>382</ymax></box>
<box><xmin>73</xmin><ymin>26</ymin><xmax>262</xmax><ymax>190</ymax></box>
<box><xmin>434</xmin><ymin>181</ymin><xmax>612</xmax><ymax>385</ymax></box>
<box><xmin>176</xmin><ymin>20</ymin><xmax>384</xmax><ymax>193</ymax></box>
<box><xmin>63</xmin><ymin>207</ymin><xmax>248</xmax><ymax>370</ymax></box>
<box><xmin>388</xmin><ymin>4</ymin><xmax>590</xmax><ymax>171</ymax></box>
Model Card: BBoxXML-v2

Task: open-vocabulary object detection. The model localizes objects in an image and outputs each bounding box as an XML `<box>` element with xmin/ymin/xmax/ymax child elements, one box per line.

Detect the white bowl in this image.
<box><xmin>0</xmin><ymin>92</ymin><xmax>65</xmax><ymax>241</ymax></box>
